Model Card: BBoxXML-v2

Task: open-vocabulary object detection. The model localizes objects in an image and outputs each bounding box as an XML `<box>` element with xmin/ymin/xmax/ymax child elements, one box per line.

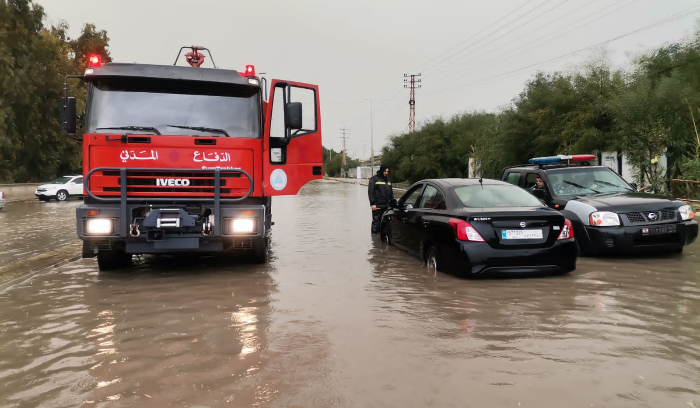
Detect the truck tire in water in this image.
<box><xmin>97</xmin><ymin>249</ymin><xmax>133</xmax><ymax>271</ymax></box>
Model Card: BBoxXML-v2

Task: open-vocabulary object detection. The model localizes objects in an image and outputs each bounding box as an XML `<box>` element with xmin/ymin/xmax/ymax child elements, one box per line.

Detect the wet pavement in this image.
<box><xmin>0</xmin><ymin>199</ymin><xmax>82</xmax><ymax>261</ymax></box>
<box><xmin>0</xmin><ymin>180</ymin><xmax>699</xmax><ymax>407</ymax></box>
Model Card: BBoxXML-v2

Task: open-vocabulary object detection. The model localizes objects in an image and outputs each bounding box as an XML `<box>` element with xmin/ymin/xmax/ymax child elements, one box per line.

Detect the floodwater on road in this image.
<box><xmin>0</xmin><ymin>180</ymin><xmax>699</xmax><ymax>407</ymax></box>
<box><xmin>0</xmin><ymin>199</ymin><xmax>82</xmax><ymax>261</ymax></box>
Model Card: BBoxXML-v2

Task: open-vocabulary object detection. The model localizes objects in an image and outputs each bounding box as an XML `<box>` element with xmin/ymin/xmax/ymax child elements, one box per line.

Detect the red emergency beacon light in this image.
<box><xmin>242</xmin><ymin>65</ymin><xmax>256</xmax><ymax>77</ymax></box>
<box><xmin>88</xmin><ymin>55</ymin><xmax>102</xmax><ymax>68</ymax></box>
<box><xmin>529</xmin><ymin>154</ymin><xmax>596</xmax><ymax>165</ymax></box>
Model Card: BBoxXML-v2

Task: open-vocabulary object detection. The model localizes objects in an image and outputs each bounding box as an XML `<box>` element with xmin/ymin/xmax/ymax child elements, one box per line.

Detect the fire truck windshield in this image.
<box><xmin>86</xmin><ymin>77</ymin><xmax>260</xmax><ymax>138</ymax></box>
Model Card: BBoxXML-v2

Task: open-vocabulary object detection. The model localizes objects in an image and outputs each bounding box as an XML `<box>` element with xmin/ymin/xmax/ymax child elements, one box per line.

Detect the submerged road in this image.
<box><xmin>0</xmin><ymin>180</ymin><xmax>699</xmax><ymax>407</ymax></box>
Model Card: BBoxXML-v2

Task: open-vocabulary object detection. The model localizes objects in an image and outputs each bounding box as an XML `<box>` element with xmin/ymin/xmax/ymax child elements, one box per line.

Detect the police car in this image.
<box><xmin>502</xmin><ymin>155</ymin><xmax>698</xmax><ymax>255</ymax></box>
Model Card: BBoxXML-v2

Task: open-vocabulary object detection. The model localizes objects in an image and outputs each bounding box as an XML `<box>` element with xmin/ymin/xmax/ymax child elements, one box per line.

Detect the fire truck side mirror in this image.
<box><xmin>285</xmin><ymin>102</ymin><xmax>303</xmax><ymax>130</ymax></box>
<box><xmin>60</xmin><ymin>97</ymin><xmax>77</xmax><ymax>134</ymax></box>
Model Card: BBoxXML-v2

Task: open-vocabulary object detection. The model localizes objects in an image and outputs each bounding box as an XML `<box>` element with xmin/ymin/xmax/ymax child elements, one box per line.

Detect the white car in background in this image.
<box><xmin>35</xmin><ymin>175</ymin><xmax>84</xmax><ymax>202</ymax></box>
<box><xmin>0</xmin><ymin>191</ymin><xmax>5</xmax><ymax>210</ymax></box>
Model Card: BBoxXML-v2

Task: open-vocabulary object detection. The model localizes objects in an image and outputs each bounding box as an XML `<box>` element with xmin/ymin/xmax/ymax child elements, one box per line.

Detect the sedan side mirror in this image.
<box><xmin>389</xmin><ymin>198</ymin><xmax>398</xmax><ymax>209</ymax></box>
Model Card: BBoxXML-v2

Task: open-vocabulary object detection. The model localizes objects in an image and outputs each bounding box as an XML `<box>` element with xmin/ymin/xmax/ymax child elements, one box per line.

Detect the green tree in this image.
<box><xmin>0</xmin><ymin>0</ymin><xmax>110</xmax><ymax>182</ymax></box>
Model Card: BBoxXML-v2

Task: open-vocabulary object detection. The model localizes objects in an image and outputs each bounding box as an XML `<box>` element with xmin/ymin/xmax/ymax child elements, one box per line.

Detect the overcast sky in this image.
<box><xmin>39</xmin><ymin>0</ymin><xmax>699</xmax><ymax>161</ymax></box>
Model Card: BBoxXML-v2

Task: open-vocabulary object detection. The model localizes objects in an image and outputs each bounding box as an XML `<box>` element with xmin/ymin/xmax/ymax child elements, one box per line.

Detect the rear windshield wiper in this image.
<box><xmin>95</xmin><ymin>126</ymin><xmax>161</xmax><ymax>135</ymax></box>
<box><xmin>166</xmin><ymin>125</ymin><xmax>230</xmax><ymax>137</ymax></box>
<box><xmin>563</xmin><ymin>180</ymin><xmax>599</xmax><ymax>194</ymax></box>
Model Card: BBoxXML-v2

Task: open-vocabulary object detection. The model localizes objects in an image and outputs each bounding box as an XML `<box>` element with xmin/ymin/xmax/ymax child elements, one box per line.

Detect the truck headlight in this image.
<box><xmin>590</xmin><ymin>211</ymin><xmax>620</xmax><ymax>227</ymax></box>
<box><xmin>87</xmin><ymin>218</ymin><xmax>112</xmax><ymax>234</ymax></box>
<box><xmin>679</xmin><ymin>205</ymin><xmax>695</xmax><ymax>220</ymax></box>
<box><xmin>232</xmin><ymin>218</ymin><xmax>255</xmax><ymax>233</ymax></box>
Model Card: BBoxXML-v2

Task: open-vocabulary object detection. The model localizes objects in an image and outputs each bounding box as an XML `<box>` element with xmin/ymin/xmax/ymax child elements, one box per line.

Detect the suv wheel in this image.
<box><xmin>56</xmin><ymin>190</ymin><xmax>68</xmax><ymax>202</ymax></box>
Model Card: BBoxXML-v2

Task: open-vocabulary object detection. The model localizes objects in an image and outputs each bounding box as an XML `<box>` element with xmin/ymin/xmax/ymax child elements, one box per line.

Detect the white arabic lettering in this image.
<box><xmin>193</xmin><ymin>151</ymin><xmax>233</xmax><ymax>163</ymax></box>
<box><xmin>120</xmin><ymin>149</ymin><xmax>159</xmax><ymax>162</ymax></box>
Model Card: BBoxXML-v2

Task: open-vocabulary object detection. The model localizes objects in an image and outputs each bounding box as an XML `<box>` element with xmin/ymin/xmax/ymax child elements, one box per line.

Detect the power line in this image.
<box><xmin>434</xmin><ymin>0</ymin><xmax>635</xmax><ymax>85</ymax></box>
<box><xmin>430</xmin><ymin>0</ymin><xmax>574</xmax><ymax>76</ymax></box>
<box><xmin>422</xmin><ymin>6</ymin><xmax>700</xmax><ymax>98</ymax></box>
<box><xmin>417</xmin><ymin>0</ymin><xmax>541</xmax><ymax>74</ymax></box>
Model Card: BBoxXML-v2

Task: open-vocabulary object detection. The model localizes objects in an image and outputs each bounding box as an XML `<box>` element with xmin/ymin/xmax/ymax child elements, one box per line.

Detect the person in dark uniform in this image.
<box><xmin>530</xmin><ymin>174</ymin><xmax>552</xmax><ymax>205</ymax></box>
<box><xmin>368</xmin><ymin>165</ymin><xmax>394</xmax><ymax>234</ymax></box>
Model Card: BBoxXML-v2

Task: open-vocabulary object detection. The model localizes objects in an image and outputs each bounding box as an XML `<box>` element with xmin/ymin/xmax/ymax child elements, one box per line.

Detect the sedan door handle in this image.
<box><xmin>423</xmin><ymin>221</ymin><xmax>430</xmax><ymax>227</ymax></box>
<box><xmin>402</xmin><ymin>218</ymin><xmax>408</xmax><ymax>223</ymax></box>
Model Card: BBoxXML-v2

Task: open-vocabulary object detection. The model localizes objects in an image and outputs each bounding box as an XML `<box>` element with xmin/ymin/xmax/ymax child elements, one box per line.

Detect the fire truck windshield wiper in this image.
<box><xmin>166</xmin><ymin>125</ymin><xmax>230</xmax><ymax>137</ymax></box>
<box><xmin>95</xmin><ymin>126</ymin><xmax>161</xmax><ymax>135</ymax></box>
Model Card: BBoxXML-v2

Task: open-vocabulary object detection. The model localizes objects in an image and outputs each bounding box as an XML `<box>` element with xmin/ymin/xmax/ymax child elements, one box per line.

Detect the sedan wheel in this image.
<box><xmin>56</xmin><ymin>190</ymin><xmax>68</xmax><ymax>201</ymax></box>
<box><xmin>380</xmin><ymin>224</ymin><xmax>391</xmax><ymax>245</ymax></box>
<box><xmin>425</xmin><ymin>246</ymin><xmax>438</xmax><ymax>275</ymax></box>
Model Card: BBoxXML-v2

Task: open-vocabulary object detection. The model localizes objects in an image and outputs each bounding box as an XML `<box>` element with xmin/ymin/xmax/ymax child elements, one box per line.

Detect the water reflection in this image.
<box><xmin>365</xmin><ymin>234</ymin><xmax>700</xmax><ymax>407</ymax></box>
<box><xmin>1</xmin><ymin>181</ymin><xmax>700</xmax><ymax>408</ymax></box>
<box><xmin>83</xmin><ymin>258</ymin><xmax>277</xmax><ymax>406</ymax></box>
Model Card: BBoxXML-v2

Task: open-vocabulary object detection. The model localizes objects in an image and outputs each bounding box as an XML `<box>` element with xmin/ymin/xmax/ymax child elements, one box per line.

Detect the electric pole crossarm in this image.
<box><xmin>404</xmin><ymin>73</ymin><xmax>422</xmax><ymax>133</ymax></box>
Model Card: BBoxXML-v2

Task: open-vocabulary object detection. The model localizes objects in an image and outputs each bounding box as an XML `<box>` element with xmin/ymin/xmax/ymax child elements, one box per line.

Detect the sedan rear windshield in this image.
<box><xmin>454</xmin><ymin>185</ymin><xmax>544</xmax><ymax>207</ymax></box>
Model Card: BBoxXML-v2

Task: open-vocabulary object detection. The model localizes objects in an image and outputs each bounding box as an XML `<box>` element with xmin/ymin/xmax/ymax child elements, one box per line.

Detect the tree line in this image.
<box><xmin>380</xmin><ymin>28</ymin><xmax>700</xmax><ymax>195</ymax></box>
<box><xmin>0</xmin><ymin>0</ymin><xmax>110</xmax><ymax>182</ymax></box>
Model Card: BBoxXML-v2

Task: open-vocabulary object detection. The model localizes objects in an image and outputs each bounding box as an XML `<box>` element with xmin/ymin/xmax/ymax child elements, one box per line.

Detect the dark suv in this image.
<box><xmin>501</xmin><ymin>156</ymin><xmax>698</xmax><ymax>255</ymax></box>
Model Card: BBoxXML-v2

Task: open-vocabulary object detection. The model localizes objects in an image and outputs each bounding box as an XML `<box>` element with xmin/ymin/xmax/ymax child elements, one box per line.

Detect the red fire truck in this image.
<box><xmin>61</xmin><ymin>47</ymin><xmax>323</xmax><ymax>270</ymax></box>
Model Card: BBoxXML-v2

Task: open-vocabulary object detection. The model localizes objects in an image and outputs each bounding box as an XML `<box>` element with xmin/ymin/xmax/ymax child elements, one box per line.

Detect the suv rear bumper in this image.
<box><xmin>583</xmin><ymin>220</ymin><xmax>698</xmax><ymax>253</ymax></box>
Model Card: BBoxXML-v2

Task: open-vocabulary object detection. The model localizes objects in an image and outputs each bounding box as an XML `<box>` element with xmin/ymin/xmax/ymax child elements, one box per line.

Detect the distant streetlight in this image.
<box><xmin>365</xmin><ymin>97</ymin><xmax>374</xmax><ymax>170</ymax></box>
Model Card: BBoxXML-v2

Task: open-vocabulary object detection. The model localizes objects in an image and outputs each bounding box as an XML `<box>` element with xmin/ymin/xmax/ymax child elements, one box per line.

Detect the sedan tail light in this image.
<box><xmin>449</xmin><ymin>218</ymin><xmax>485</xmax><ymax>242</ymax></box>
<box><xmin>1</xmin><ymin>192</ymin><xmax>4</xmax><ymax>199</ymax></box>
<box><xmin>558</xmin><ymin>219</ymin><xmax>574</xmax><ymax>240</ymax></box>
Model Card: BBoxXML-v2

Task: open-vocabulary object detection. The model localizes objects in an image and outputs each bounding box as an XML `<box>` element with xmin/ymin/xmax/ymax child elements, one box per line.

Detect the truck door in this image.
<box><xmin>263</xmin><ymin>80</ymin><xmax>323</xmax><ymax>196</ymax></box>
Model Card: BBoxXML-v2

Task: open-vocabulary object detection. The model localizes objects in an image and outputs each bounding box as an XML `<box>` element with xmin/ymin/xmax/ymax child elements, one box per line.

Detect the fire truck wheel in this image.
<box><xmin>97</xmin><ymin>249</ymin><xmax>133</xmax><ymax>271</ymax></box>
<box><xmin>252</xmin><ymin>238</ymin><xmax>269</xmax><ymax>264</ymax></box>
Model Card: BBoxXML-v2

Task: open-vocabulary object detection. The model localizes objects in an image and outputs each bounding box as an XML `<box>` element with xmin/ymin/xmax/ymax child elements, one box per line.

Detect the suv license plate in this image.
<box><xmin>502</xmin><ymin>229</ymin><xmax>543</xmax><ymax>239</ymax></box>
<box><xmin>642</xmin><ymin>225</ymin><xmax>677</xmax><ymax>236</ymax></box>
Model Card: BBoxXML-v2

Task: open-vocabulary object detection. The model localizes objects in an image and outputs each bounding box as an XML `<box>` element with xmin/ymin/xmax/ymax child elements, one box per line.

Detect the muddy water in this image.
<box><xmin>0</xmin><ymin>180</ymin><xmax>699</xmax><ymax>407</ymax></box>
<box><xmin>0</xmin><ymin>199</ymin><xmax>82</xmax><ymax>261</ymax></box>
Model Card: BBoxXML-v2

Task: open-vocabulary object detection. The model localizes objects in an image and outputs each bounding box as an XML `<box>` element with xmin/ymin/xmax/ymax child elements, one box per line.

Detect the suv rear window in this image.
<box><xmin>505</xmin><ymin>172</ymin><xmax>521</xmax><ymax>185</ymax></box>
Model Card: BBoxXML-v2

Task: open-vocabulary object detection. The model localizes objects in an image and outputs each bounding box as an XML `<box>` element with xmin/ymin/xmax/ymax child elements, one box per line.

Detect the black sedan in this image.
<box><xmin>380</xmin><ymin>178</ymin><xmax>577</xmax><ymax>276</ymax></box>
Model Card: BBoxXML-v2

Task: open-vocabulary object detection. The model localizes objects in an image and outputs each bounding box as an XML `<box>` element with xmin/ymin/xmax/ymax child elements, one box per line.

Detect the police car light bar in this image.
<box><xmin>529</xmin><ymin>154</ymin><xmax>596</xmax><ymax>165</ymax></box>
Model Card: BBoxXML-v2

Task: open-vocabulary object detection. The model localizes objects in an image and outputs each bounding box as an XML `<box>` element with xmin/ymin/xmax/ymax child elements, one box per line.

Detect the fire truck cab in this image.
<box><xmin>61</xmin><ymin>48</ymin><xmax>323</xmax><ymax>270</ymax></box>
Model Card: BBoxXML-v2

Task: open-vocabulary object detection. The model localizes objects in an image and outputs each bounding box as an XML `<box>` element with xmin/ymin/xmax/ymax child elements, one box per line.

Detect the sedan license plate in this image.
<box><xmin>502</xmin><ymin>229</ymin><xmax>543</xmax><ymax>240</ymax></box>
<box><xmin>642</xmin><ymin>225</ymin><xmax>677</xmax><ymax>236</ymax></box>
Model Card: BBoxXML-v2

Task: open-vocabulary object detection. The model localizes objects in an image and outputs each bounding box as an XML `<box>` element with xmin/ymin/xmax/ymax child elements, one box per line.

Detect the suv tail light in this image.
<box><xmin>449</xmin><ymin>218</ymin><xmax>485</xmax><ymax>242</ymax></box>
<box><xmin>558</xmin><ymin>219</ymin><xmax>574</xmax><ymax>240</ymax></box>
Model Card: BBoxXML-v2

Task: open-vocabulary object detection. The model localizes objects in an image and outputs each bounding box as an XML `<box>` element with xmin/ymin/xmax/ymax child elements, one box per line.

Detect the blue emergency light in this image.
<box><xmin>528</xmin><ymin>154</ymin><xmax>596</xmax><ymax>165</ymax></box>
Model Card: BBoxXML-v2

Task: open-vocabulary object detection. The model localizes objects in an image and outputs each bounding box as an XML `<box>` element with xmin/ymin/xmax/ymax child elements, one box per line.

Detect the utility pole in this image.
<box><xmin>404</xmin><ymin>73</ymin><xmax>421</xmax><ymax>133</ymax></box>
<box><xmin>365</xmin><ymin>98</ymin><xmax>374</xmax><ymax>169</ymax></box>
<box><xmin>339</xmin><ymin>126</ymin><xmax>350</xmax><ymax>168</ymax></box>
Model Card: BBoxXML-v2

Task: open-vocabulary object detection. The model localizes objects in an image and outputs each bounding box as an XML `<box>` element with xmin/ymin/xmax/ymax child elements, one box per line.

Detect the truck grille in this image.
<box><xmin>90</xmin><ymin>169</ymin><xmax>250</xmax><ymax>198</ymax></box>
<box><xmin>624</xmin><ymin>211</ymin><xmax>676</xmax><ymax>224</ymax></box>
